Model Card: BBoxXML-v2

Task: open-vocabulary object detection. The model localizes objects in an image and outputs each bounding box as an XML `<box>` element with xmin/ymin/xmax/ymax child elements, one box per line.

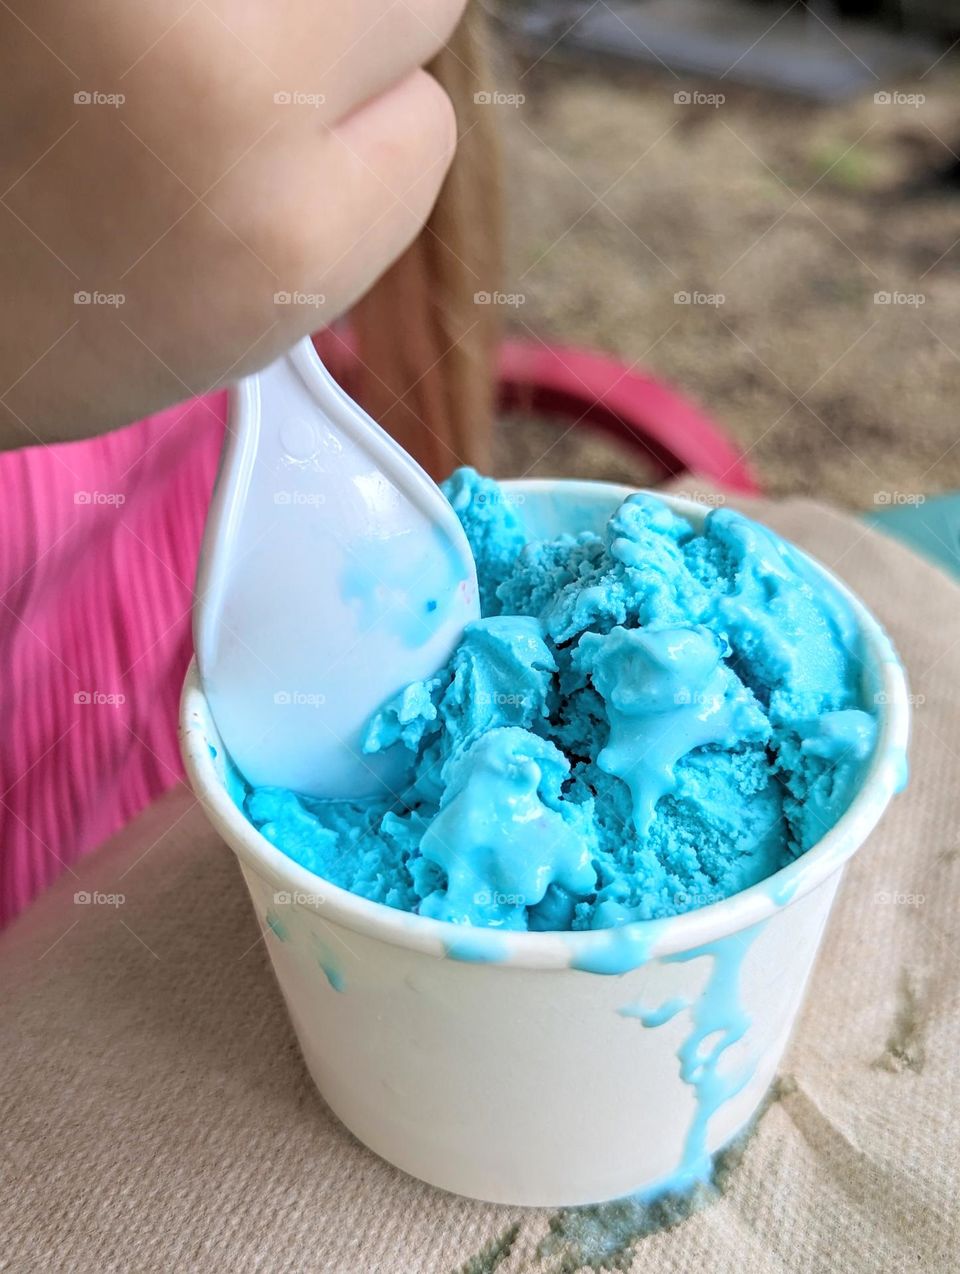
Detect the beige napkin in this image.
<box><xmin>3</xmin><ymin>492</ymin><xmax>959</xmax><ymax>1274</ymax></box>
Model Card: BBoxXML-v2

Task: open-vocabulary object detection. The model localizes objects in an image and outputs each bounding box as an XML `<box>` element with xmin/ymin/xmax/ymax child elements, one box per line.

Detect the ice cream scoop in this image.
<box><xmin>193</xmin><ymin>337</ymin><xmax>479</xmax><ymax>800</ymax></box>
<box><xmin>241</xmin><ymin>470</ymin><xmax>884</xmax><ymax>932</ymax></box>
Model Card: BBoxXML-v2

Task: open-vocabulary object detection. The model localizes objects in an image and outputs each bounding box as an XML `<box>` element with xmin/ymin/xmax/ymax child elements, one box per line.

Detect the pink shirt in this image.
<box><xmin>0</xmin><ymin>393</ymin><xmax>226</xmax><ymax>924</ymax></box>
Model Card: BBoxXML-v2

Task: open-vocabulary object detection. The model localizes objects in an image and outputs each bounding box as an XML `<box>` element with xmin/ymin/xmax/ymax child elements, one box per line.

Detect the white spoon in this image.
<box><xmin>194</xmin><ymin>336</ymin><xmax>479</xmax><ymax>800</ymax></box>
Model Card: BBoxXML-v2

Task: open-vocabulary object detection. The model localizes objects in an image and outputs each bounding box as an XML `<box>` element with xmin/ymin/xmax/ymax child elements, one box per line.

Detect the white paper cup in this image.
<box><xmin>180</xmin><ymin>482</ymin><xmax>909</xmax><ymax>1207</ymax></box>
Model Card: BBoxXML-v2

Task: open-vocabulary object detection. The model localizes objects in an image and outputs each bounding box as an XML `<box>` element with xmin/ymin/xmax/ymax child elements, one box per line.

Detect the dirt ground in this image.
<box><xmin>492</xmin><ymin>50</ymin><xmax>960</xmax><ymax>507</ymax></box>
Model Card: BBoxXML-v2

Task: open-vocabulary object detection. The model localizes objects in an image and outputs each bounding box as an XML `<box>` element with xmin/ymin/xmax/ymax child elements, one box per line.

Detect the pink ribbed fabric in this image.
<box><xmin>0</xmin><ymin>394</ymin><xmax>226</xmax><ymax>924</ymax></box>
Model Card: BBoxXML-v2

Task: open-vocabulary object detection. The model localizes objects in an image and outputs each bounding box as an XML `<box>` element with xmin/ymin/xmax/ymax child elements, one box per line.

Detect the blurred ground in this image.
<box><xmin>492</xmin><ymin>52</ymin><xmax>960</xmax><ymax>507</ymax></box>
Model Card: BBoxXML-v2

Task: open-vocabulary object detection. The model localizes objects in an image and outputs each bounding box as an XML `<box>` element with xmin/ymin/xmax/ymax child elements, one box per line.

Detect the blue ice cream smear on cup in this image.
<box><xmin>246</xmin><ymin>468</ymin><xmax>880</xmax><ymax>937</ymax></box>
<box><xmin>616</xmin><ymin>923</ymin><xmax>766</xmax><ymax>1195</ymax></box>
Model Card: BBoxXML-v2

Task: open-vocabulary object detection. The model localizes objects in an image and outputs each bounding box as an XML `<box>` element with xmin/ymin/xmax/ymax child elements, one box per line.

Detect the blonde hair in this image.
<box><xmin>350</xmin><ymin>5</ymin><xmax>502</xmax><ymax>480</ymax></box>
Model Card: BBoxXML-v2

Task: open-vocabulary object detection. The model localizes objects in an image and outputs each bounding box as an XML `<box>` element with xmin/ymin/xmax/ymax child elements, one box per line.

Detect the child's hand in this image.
<box><xmin>0</xmin><ymin>0</ymin><xmax>466</xmax><ymax>443</ymax></box>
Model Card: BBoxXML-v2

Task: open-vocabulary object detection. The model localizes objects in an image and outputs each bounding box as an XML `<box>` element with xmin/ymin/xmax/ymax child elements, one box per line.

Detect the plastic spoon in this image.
<box><xmin>194</xmin><ymin>336</ymin><xmax>479</xmax><ymax>800</ymax></box>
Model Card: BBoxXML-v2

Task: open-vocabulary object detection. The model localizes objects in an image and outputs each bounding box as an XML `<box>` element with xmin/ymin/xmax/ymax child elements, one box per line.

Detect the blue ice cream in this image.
<box><xmin>245</xmin><ymin>469</ymin><xmax>877</xmax><ymax>932</ymax></box>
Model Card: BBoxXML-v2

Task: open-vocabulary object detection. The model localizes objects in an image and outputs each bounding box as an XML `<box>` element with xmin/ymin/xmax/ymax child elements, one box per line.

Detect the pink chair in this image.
<box><xmin>0</xmin><ymin>343</ymin><xmax>756</xmax><ymax>924</ymax></box>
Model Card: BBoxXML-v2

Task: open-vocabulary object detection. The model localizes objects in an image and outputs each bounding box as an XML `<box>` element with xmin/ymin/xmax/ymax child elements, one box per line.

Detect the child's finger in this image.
<box><xmin>260</xmin><ymin>68</ymin><xmax>458</xmax><ymax>324</ymax></box>
<box><xmin>119</xmin><ymin>69</ymin><xmax>457</xmax><ymax>392</ymax></box>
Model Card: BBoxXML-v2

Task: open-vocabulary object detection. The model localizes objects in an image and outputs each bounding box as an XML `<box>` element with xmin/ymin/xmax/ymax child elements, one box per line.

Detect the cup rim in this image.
<box><xmin>180</xmin><ymin>481</ymin><xmax>910</xmax><ymax>970</ymax></box>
